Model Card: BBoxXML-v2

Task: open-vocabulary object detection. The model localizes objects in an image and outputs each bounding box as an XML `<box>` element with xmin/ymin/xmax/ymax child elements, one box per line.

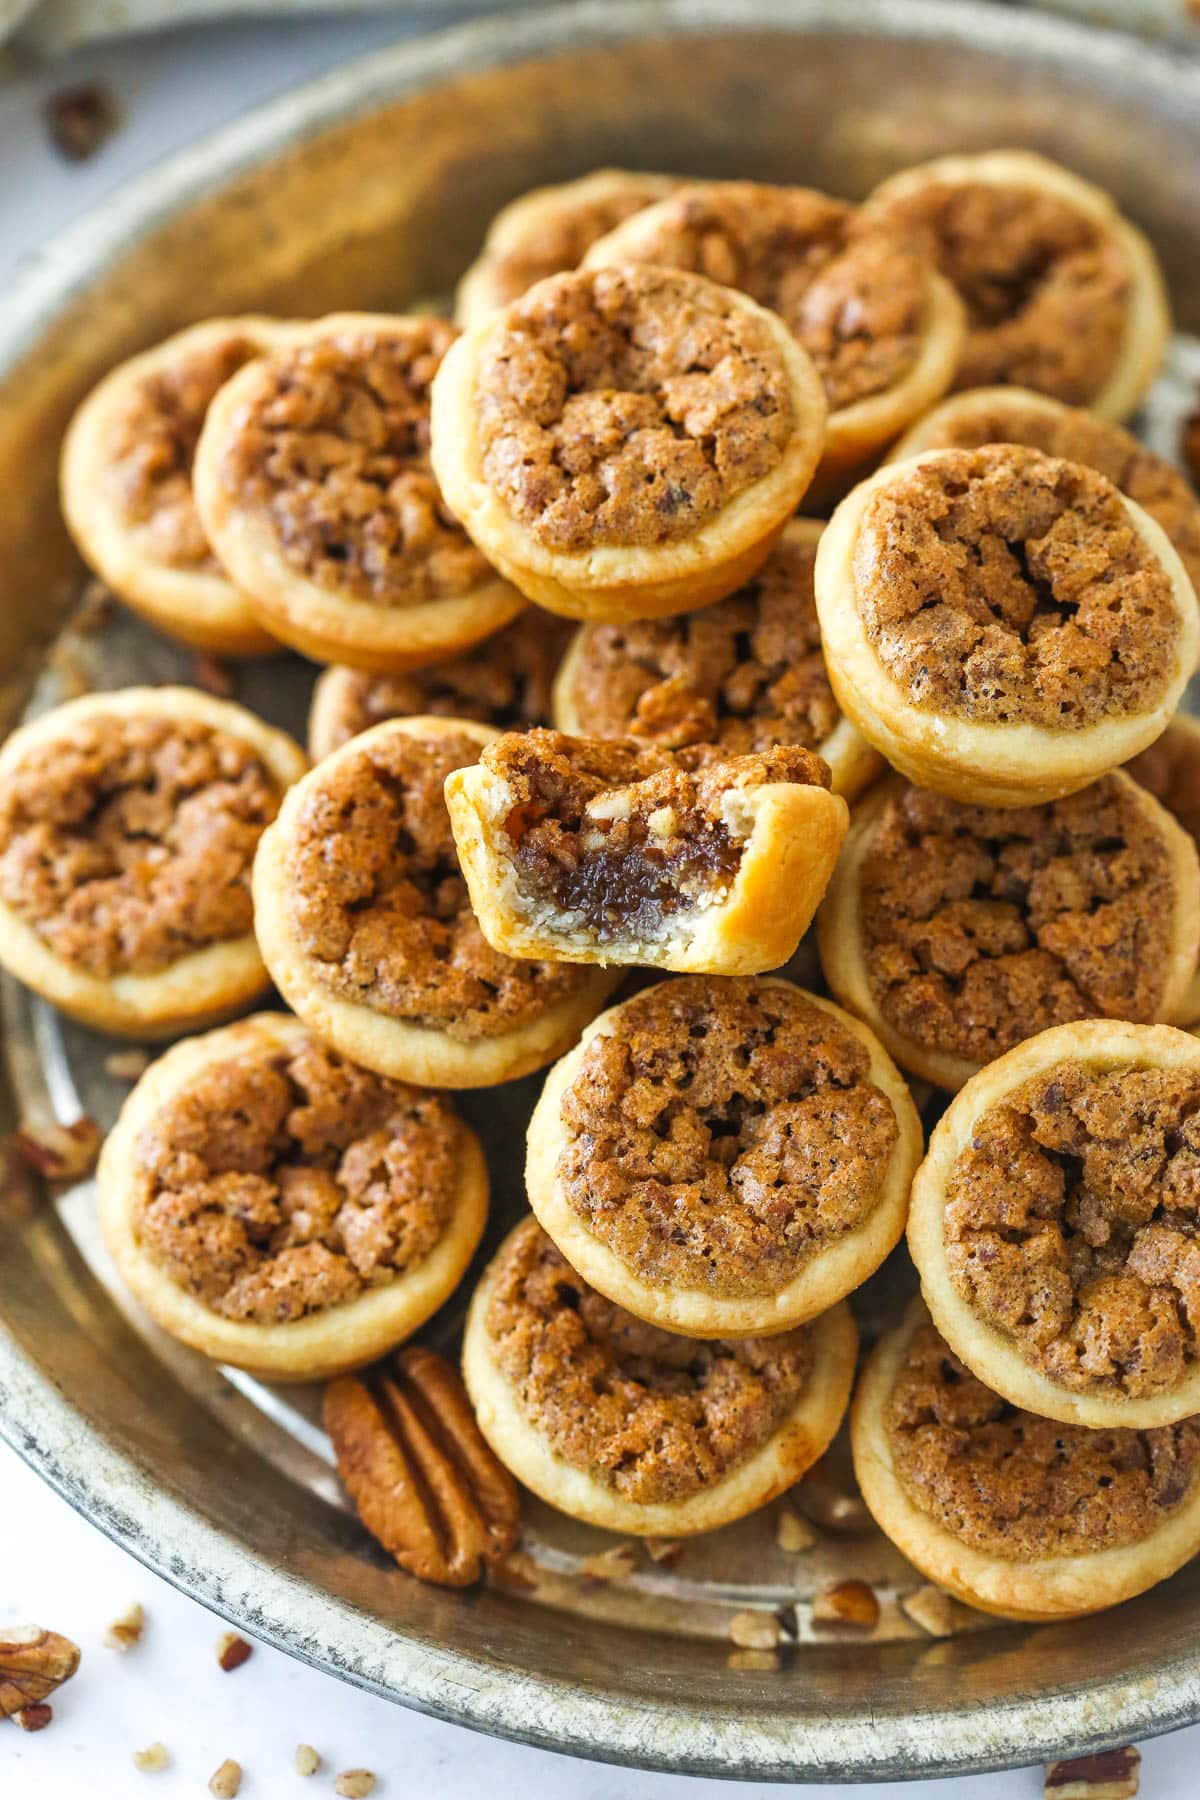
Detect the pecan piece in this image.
<box><xmin>11</xmin><ymin>1117</ymin><xmax>102</xmax><ymax>1182</ymax></box>
<box><xmin>1045</xmin><ymin>1747</ymin><xmax>1141</xmax><ymax>1798</ymax></box>
<box><xmin>0</xmin><ymin>1627</ymin><xmax>81</xmax><ymax>1720</ymax></box>
<box><xmin>1183</xmin><ymin>404</ymin><xmax>1200</xmax><ymax>489</ymax></box>
<box><xmin>810</xmin><ymin>1580</ymin><xmax>880</xmax><ymax>1629</ymax></box>
<box><xmin>325</xmin><ymin>1345</ymin><xmax>519</xmax><ymax>1587</ymax></box>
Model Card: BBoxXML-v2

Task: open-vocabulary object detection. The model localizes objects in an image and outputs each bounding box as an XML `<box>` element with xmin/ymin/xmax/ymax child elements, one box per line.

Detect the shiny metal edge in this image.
<box><xmin>2</xmin><ymin>0</ymin><xmax>1200</xmax><ymax>1780</ymax></box>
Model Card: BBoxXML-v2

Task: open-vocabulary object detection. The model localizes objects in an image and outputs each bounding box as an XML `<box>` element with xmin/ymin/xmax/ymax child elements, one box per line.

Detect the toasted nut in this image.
<box><xmin>294</xmin><ymin>1744</ymin><xmax>321</xmax><ymax>1776</ymax></box>
<box><xmin>216</xmin><ymin>1631</ymin><xmax>252</xmax><ymax>1672</ymax></box>
<box><xmin>578</xmin><ymin>1543</ymin><xmax>638</xmax><ymax>1584</ymax></box>
<box><xmin>132</xmin><ymin>1742</ymin><xmax>170</xmax><ymax>1772</ymax></box>
<box><xmin>1183</xmin><ymin>405</ymin><xmax>1200</xmax><ymax>487</ymax></box>
<box><xmin>104</xmin><ymin>1050</ymin><xmax>151</xmax><ymax>1082</ymax></box>
<box><xmin>325</xmin><ymin>1346</ymin><xmax>520</xmax><ymax>1588</ymax></box>
<box><xmin>104</xmin><ymin>1603</ymin><xmax>145</xmax><ymax>1652</ymax></box>
<box><xmin>810</xmin><ymin>1580</ymin><xmax>880</xmax><ymax>1629</ymax></box>
<box><xmin>775</xmin><ymin>1508</ymin><xmax>817</xmax><ymax>1553</ymax></box>
<box><xmin>0</xmin><ymin>1626</ymin><xmax>81</xmax><ymax>1718</ymax></box>
<box><xmin>14</xmin><ymin>1703</ymin><xmax>53</xmax><ymax>1731</ymax></box>
<box><xmin>334</xmin><ymin>1772</ymin><xmax>376</xmax><ymax>1798</ymax></box>
<box><xmin>43</xmin><ymin>82</ymin><xmax>120</xmax><ymax>162</ymax></box>
<box><xmin>727</xmin><ymin>1648</ymin><xmax>780</xmax><ymax>1672</ymax></box>
<box><xmin>491</xmin><ymin>1548</ymin><xmax>538</xmax><ymax>1593</ymax></box>
<box><xmin>11</xmin><ymin>1117</ymin><xmax>102</xmax><ymax>1182</ymax></box>
<box><xmin>209</xmin><ymin>1759</ymin><xmax>242</xmax><ymax>1798</ymax></box>
<box><xmin>1045</xmin><ymin>1746</ymin><xmax>1141</xmax><ymax>1798</ymax></box>
<box><xmin>900</xmin><ymin>1586</ymin><xmax>958</xmax><ymax>1639</ymax></box>
<box><xmin>728</xmin><ymin>1610</ymin><xmax>780</xmax><ymax>1651</ymax></box>
<box><xmin>192</xmin><ymin>652</ymin><xmax>234</xmax><ymax>697</ymax></box>
<box><xmin>643</xmin><ymin>1538</ymin><xmax>683</xmax><ymax>1567</ymax></box>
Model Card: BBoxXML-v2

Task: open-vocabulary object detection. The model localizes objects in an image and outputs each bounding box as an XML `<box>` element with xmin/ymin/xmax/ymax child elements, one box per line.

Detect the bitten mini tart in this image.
<box><xmin>446</xmin><ymin>729</ymin><xmax>848</xmax><ymax>975</ymax></box>
<box><xmin>60</xmin><ymin>317</ymin><xmax>295</xmax><ymax>656</ymax></box>
<box><xmin>252</xmin><ymin>716</ymin><xmax>615</xmax><ymax>1088</ymax></box>
<box><xmin>908</xmin><ymin>1019</ymin><xmax>1200</xmax><ymax>1429</ymax></box>
<box><xmin>852</xmin><ymin>1300</ymin><xmax>1200</xmax><ymax>1621</ymax></box>
<box><xmin>1129</xmin><ymin>714</ymin><xmax>1200</xmax><ymax>1024</ymax></box>
<box><xmin>98</xmin><ymin>1012</ymin><xmax>487</xmax><ymax>1381</ymax></box>
<box><xmin>525</xmin><ymin>976</ymin><xmax>922</xmax><ymax>1336</ymax></box>
<box><xmin>818</xmin><ymin>771</ymin><xmax>1200</xmax><ymax>1091</ymax></box>
<box><xmin>463</xmin><ymin>1216</ymin><xmax>858</xmax><ymax>1535</ymax></box>
<box><xmin>815</xmin><ymin>444</ymin><xmax>1199</xmax><ymax>806</ymax></box>
<box><xmin>307</xmin><ymin>609</ymin><xmax>572</xmax><ymax>761</ymax></box>
<box><xmin>454</xmin><ymin>168</ymin><xmax>680</xmax><ymax>328</ymax></box>
<box><xmin>583</xmin><ymin>179</ymin><xmax>964</xmax><ymax>492</ymax></box>
<box><xmin>887</xmin><ymin>387</ymin><xmax>1200</xmax><ymax>597</ymax></box>
<box><xmin>551</xmin><ymin>518</ymin><xmax>881</xmax><ymax>800</ymax></box>
<box><xmin>193</xmin><ymin>313</ymin><xmax>526</xmax><ymax>671</ymax></box>
<box><xmin>0</xmin><ymin>686</ymin><xmax>307</xmax><ymax>1036</ymax></box>
<box><xmin>864</xmin><ymin>150</ymin><xmax>1170</xmax><ymax>419</ymax></box>
<box><xmin>430</xmin><ymin>264</ymin><xmax>828</xmax><ymax>623</ymax></box>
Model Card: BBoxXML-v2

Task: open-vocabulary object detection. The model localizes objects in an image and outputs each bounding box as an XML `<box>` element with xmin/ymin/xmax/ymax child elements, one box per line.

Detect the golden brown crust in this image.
<box><xmin>463</xmin><ymin>1216</ymin><xmax>857</xmax><ymax>1534</ymax></box>
<box><xmin>525</xmin><ymin>977</ymin><xmax>922</xmax><ymax>1336</ymax></box>
<box><xmin>430</xmin><ymin>265</ymin><xmax>828</xmax><ymax>623</ymax></box>
<box><xmin>0</xmin><ymin>687</ymin><xmax>307</xmax><ymax>1037</ymax></box>
<box><xmin>818</xmin><ymin>770</ymin><xmax>1200</xmax><ymax>1090</ymax></box>
<box><xmin>852</xmin><ymin>1300</ymin><xmax>1200</xmax><ymax>1619</ymax></box>
<box><xmin>98</xmin><ymin>1013</ymin><xmax>488</xmax><ymax>1379</ymax></box>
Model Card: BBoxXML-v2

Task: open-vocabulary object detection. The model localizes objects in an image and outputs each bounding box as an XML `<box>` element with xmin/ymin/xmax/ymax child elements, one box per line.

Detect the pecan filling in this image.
<box><xmin>284</xmin><ymin>727</ymin><xmax>587</xmax><ymax>1039</ymax></box>
<box><xmin>861</xmin><ymin>776</ymin><xmax>1178</xmax><ymax>1064</ymax></box>
<box><xmin>486</xmin><ymin>729</ymin><xmax>828</xmax><ymax>943</ymax></box>
<box><xmin>485</xmin><ymin>1219</ymin><xmax>813</xmax><ymax>1503</ymax></box>
<box><xmin>221</xmin><ymin>320</ymin><xmax>491</xmax><ymax>606</ymax></box>
<box><xmin>475</xmin><ymin>174</ymin><xmax>674</xmax><ymax>313</ymax></box>
<box><xmin>856</xmin><ymin>445</ymin><xmax>1179</xmax><ymax>728</ymax></box>
<box><xmin>869</xmin><ymin>180</ymin><xmax>1130</xmax><ymax>402</ymax></box>
<box><xmin>0</xmin><ymin>714</ymin><xmax>281</xmax><ymax>976</ymax></box>
<box><xmin>475</xmin><ymin>265</ymin><xmax>797</xmax><ymax>552</ymax></box>
<box><xmin>886</xmin><ymin>1321</ymin><xmax>1200</xmax><ymax>1558</ymax></box>
<box><xmin>945</xmin><ymin>1060</ymin><xmax>1200</xmax><ymax>1399</ymax></box>
<box><xmin>557</xmin><ymin>976</ymin><xmax>898</xmax><ymax>1296</ymax></box>
<box><xmin>565</xmin><ymin>528</ymin><xmax>840</xmax><ymax>754</ymax></box>
<box><xmin>135</xmin><ymin>1037</ymin><xmax>460</xmax><ymax>1323</ymax></box>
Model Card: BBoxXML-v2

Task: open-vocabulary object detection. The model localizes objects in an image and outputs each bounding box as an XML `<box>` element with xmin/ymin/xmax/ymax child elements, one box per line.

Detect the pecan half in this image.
<box><xmin>0</xmin><ymin>1627</ymin><xmax>81</xmax><ymax>1720</ymax></box>
<box><xmin>325</xmin><ymin>1345</ymin><xmax>520</xmax><ymax>1588</ymax></box>
<box><xmin>1045</xmin><ymin>1747</ymin><xmax>1141</xmax><ymax>1799</ymax></box>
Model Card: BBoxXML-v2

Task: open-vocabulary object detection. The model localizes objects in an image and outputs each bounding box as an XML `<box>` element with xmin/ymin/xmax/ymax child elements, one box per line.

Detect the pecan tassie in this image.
<box><xmin>0</xmin><ymin>1627</ymin><xmax>81</xmax><ymax>1722</ymax></box>
<box><xmin>325</xmin><ymin>1344</ymin><xmax>519</xmax><ymax>1586</ymax></box>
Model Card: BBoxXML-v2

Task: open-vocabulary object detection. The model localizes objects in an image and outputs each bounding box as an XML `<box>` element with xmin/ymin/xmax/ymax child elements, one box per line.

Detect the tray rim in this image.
<box><xmin>4</xmin><ymin>0</ymin><xmax>1200</xmax><ymax>1780</ymax></box>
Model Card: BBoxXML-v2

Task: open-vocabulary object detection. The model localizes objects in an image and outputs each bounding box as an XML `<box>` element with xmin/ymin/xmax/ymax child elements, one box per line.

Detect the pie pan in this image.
<box><xmin>2</xmin><ymin>0</ymin><xmax>1200</xmax><ymax>1781</ymax></box>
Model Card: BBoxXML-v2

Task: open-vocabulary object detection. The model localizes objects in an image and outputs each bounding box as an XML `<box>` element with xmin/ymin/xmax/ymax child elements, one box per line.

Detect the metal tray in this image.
<box><xmin>2</xmin><ymin>1</ymin><xmax>1200</xmax><ymax>1782</ymax></box>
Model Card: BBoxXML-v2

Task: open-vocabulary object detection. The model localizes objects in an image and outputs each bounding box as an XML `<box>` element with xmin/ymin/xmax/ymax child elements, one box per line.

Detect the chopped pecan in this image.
<box><xmin>578</xmin><ymin>1543</ymin><xmax>637</xmax><ymax>1584</ymax></box>
<box><xmin>899</xmin><ymin>1585</ymin><xmax>959</xmax><ymax>1638</ymax></box>
<box><xmin>334</xmin><ymin>1773</ymin><xmax>376</xmax><ymax>1799</ymax></box>
<box><xmin>0</xmin><ymin>1626</ymin><xmax>81</xmax><ymax>1720</ymax></box>
<box><xmin>11</xmin><ymin>1117</ymin><xmax>102</xmax><ymax>1182</ymax></box>
<box><xmin>775</xmin><ymin>1507</ymin><xmax>818</xmax><ymax>1553</ymax></box>
<box><xmin>215</xmin><ymin>1631</ymin><xmax>252</xmax><ymax>1672</ymax></box>
<box><xmin>43</xmin><ymin>83</ymin><xmax>120</xmax><ymax>162</ymax></box>
<box><xmin>133</xmin><ymin>1742</ymin><xmax>170</xmax><ymax>1772</ymax></box>
<box><xmin>1183</xmin><ymin>404</ymin><xmax>1200</xmax><ymax>489</ymax></box>
<box><xmin>14</xmin><ymin>1703</ymin><xmax>53</xmax><ymax>1732</ymax></box>
<box><xmin>810</xmin><ymin>1580</ymin><xmax>880</xmax><ymax>1629</ymax></box>
<box><xmin>104</xmin><ymin>1602</ymin><xmax>145</xmax><ymax>1652</ymax></box>
<box><xmin>728</xmin><ymin>1610</ymin><xmax>780</xmax><ymax>1651</ymax></box>
<box><xmin>1045</xmin><ymin>1747</ymin><xmax>1141</xmax><ymax>1799</ymax></box>
<box><xmin>209</xmin><ymin>1759</ymin><xmax>242</xmax><ymax>1798</ymax></box>
<box><xmin>643</xmin><ymin>1537</ymin><xmax>683</xmax><ymax>1567</ymax></box>
<box><xmin>294</xmin><ymin>1745</ymin><xmax>321</xmax><ymax>1777</ymax></box>
<box><xmin>325</xmin><ymin>1345</ymin><xmax>520</xmax><ymax>1588</ymax></box>
<box><xmin>192</xmin><ymin>653</ymin><xmax>234</xmax><ymax>698</ymax></box>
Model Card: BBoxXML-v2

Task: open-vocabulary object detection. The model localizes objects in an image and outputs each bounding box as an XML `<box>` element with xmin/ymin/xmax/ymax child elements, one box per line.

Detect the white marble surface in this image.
<box><xmin>0</xmin><ymin>11</ymin><xmax>1197</xmax><ymax>1795</ymax></box>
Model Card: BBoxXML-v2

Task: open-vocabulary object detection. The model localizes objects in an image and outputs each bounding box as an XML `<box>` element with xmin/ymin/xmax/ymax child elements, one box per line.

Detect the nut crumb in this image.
<box><xmin>216</xmin><ymin>1631</ymin><xmax>252</xmax><ymax>1672</ymax></box>
<box><xmin>104</xmin><ymin>1050</ymin><xmax>151</xmax><ymax>1083</ymax></box>
<box><xmin>132</xmin><ymin>1742</ymin><xmax>170</xmax><ymax>1773</ymax></box>
<box><xmin>104</xmin><ymin>1603</ymin><xmax>145</xmax><ymax>1652</ymax></box>
<box><xmin>192</xmin><ymin>652</ymin><xmax>234</xmax><ymax>697</ymax></box>
<box><xmin>14</xmin><ymin>1703</ymin><xmax>53</xmax><ymax>1731</ymax></box>
<box><xmin>578</xmin><ymin>1543</ymin><xmax>638</xmax><ymax>1583</ymax></box>
<box><xmin>810</xmin><ymin>1580</ymin><xmax>880</xmax><ymax>1629</ymax></box>
<box><xmin>491</xmin><ymin>1549</ymin><xmax>538</xmax><ymax>1592</ymax></box>
<box><xmin>294</xmin><ymin>1744</ymin><xmax>321</xmax><ymax>1776</ymax></box>
<box><xmin>643</xmin><ymin>1538</ymin><xmax>682</xmax><ymax>1567</ymax></box>
<box><xmin>728</xmin><ymin>1610</ymin><xmax>781</xmax><ymax>1651</ymax></box>
<box><xmin>1045</xmin><ymin>1747</ymin><xmax>1141</xmax><ymax>1798</ymax></box>
<box><xmin>209</xmin><ymin>1759</ymin><xmax>242</xmax><ymax>1798</ymax></box>
<box><xmin>11</xmin><ymin>1117</ymin><xmax>102</xmax><ymax>1182</ymax></box>
<box><xmin>727</xmin><ymin>1647</ymin><xmax>781</xmax><ymax>1672</ymax></box>
<box><xmin>334</xmin><ymin>1773</ymin><xmax>376</xmax><ymax>1798</ymax></box>
<box><xmin>899</xmin><ymin>1586</ymin><xmax>958</xmax><ymax>1639</ymax></box>
<box><xmin>775</xmin><ymin>1508</ymin><xmax>818</xmax><ymax>1553</ymax></box>
<box><xmin>43</xmin><ymin>83</ymin><xmax>120</xmax><ymax>163</ymax></box>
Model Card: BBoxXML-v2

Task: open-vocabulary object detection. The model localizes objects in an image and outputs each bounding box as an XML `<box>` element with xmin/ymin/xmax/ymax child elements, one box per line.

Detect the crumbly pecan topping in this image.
<box><xmin>472</xmin><ymin>172</ymin><xmax>676</xmax><ymax>312</ymax></box>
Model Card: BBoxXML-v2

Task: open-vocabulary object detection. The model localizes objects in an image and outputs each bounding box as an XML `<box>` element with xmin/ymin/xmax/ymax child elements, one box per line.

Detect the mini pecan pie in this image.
<box><xmin>864</xmin><ymin>150</ymin><xmax>1170</xmax><ymax>420</ymax></box>
<box><xmin>818</xmin><ymin>771</ymin><xmax>1200</xmax><ymax>1091</ymax></box>
<box><xmin>816</xmin><ymin>444</ymin><xmax>1199</xmax><ymax>806</ymax></box>
<box><xmin>551</xmin><ymin>518</ymin><xmax>881</xmax><ymax>800</ymax></box>
<box><xmin>307</xmin><ymin>609</ymin><xmax>572</xmax><ymax>762</ymax></box>
<box><xmin>60</xmin><ymin>318</ymin><xmax>295</xmax><ymax>655</ymax></box>
<box><xmin>192</xmin><ymin>312</ymin><xmax>526</xmax><ymax>671</ymax></box>
<box><xmin>853</xmin><ymin>1301</ymin><xmax>1200</xmax><ymax>1619</ymax></box>
<box><xmin>525</xmin><ymin>976</ymin><xmax>922</xmax><ymax>1336</ymax></box>
<box><xmin>98</xmin><ymin>1013</ymin><xmax>487</xmax><ymax>1379</ymax></box>
<box><xmin>463</xmin><ymin>1216</ymin><xmax>857</xmax><ymax>1534</ymax></box>
<box><xmin>454</xmin><ymin>168</ymin><xmax>681</xmax><ymax>328</ymax></box>
<box><xmin>430</xmin><ymin>264</ymin><xmax>828</xmax><ymax>623</ymax></box>
<box><xmin>0</xmin><ymin>687</ymin><xmax>307</xmax><ymax>1036</ymax></box>
<box><xmin>445</xmin><ymin>728</ymin><xmax>848</xmax><ymax>975</ymax></box>
<box><xmin>583</xmin><ymin>179</ymin><xmax>964</xmax><ymax>494</ymax></box>
<box><xmin>908</xmin><ymin>1019</ymin><xmax>1200</xmax><ymax>1428</ymax></box>
<box><xmin>1128</xmin><ymin>713</ymin><xmax>1200</xmax><ymax>1024</ymax></box>
<box><xmin>252</xmin><ymin>716</ymin><xmax>616</xmax><ymax>1087</ymax></box>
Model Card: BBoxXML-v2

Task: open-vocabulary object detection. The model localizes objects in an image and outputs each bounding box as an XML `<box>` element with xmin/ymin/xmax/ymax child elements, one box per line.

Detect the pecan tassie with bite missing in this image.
<box><xmin>552</xmin><ymin>518</ymin><xmax>881</xmax><ymax>800</ymax></box>
<box><xmin>853</xmin><ymin>1301</ymin><xmax>1200</xmax><ymax>1620</ymax></box>
<box><xmin>525</xmin><ymin>976</ymin><xmax>922</xmax><ymax>1337</ymax></box>
<box><xmin>98</xmin><ymin>1013</ymin><xmax>488</xmax><ymax>1380</ymax></box>
<box><xmin>193</xmin><ymin>313</ymin><xmax>526</xmax><ymax>672</ymax></box>
<box><xmin>818</xmin><ymin>770</ymin><xmax>1200</xmax><ymax>1091</ymax></box>
<box><xmin>253</xmin><ymin>716</ymin><xmax>617</xmax><ymax>1089</ymax></box>
<box><xmin>0</xmin><ymin>686</ymin><xmax>307</xmax><ymax>1037</ymax></box>
<box><xmin>446</xmin><ymin>728</ymin><xmax>848</xmax><ymax>975</ymax></box>
<box><xmin>463</xmin><ymin>1216</ymin><xmax>858</xmax><ymax>1536</ymax></box>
